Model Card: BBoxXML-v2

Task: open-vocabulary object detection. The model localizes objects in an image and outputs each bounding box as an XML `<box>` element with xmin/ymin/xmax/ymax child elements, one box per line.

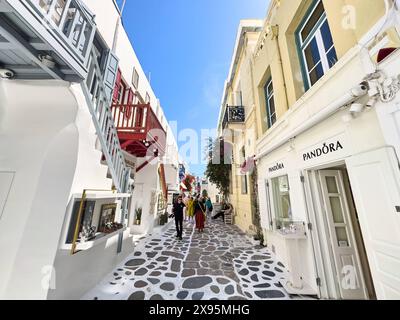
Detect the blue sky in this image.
<box><xmin>119</xmin><ymin>0</ymin><xmax>268</xmax><ymax>177</ymax></box>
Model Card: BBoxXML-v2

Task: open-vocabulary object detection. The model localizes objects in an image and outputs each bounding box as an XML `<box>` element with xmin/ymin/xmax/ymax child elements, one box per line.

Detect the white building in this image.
<box><xmin>0</xmin><ymin>0</ymin><xmax>178</xmax><ymax>299</ymax></box>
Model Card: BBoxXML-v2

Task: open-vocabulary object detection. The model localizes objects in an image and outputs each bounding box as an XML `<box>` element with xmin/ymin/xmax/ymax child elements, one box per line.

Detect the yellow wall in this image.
<box><xmin>224</xmin><ymin>31</ymin><xmax>260</xmax><ymax>234</ymax></box>
<box><xmin>222</xmin><ymin>0</ymin><xmax>388</xmax><ymax>233</ymax></box>
<box><xmin>253</xmin><ymin>0</ymin><xmax>387</xmax><ymax>138</ymax></box>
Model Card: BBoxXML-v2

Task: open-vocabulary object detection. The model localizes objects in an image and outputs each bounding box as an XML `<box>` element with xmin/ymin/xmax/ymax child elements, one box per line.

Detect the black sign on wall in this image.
<box><xmin>302</xmin><ymin>141</ymin><xmax>344</xmax><ymax>162</ymax></box>
<box><xmin>268</xmin><ymin>163</ymin><xmax>285</xmax><ymax>173</ymax></box>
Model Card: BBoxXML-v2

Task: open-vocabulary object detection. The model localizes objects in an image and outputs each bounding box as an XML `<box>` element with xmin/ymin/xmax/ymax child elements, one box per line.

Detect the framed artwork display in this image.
<box><xmin>98</xmin><ymin>203</ymin><xmax>117</xmax><ymax>233</ymax></box>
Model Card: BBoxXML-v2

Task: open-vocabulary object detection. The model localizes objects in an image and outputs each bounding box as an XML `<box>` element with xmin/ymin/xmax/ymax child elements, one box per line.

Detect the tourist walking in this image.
<box><xmin>172</xmin><ymin>196</ymin><xmax>185</xmax><ymax>240</ymax></box>
<box><xmin>187</xmin><ymin>196</ymin><xmax>194</xmax><ymax>223</ymax></box>
<box><xmin>194</xmin><ymin>196</ymin><xmax>206</xmax><ymax>233</ymax></box>
<box><xmin>205</xmin><ymin>197</ymin><xmax>213</xmax><ymax>221</ymax></box>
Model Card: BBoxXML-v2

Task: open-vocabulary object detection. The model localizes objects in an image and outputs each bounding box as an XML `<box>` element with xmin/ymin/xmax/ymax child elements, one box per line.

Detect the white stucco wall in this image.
<box><xmin>0</xmin><ymin>80</ymin><xmax>79</xmax><ymax>299</ymax></box>
<box><xmin>129</xmin><ymin>161</ymin><xmax>159</xmax><ymax>234</ymax></box>
<box><xmin>0</xmin><ymin>78</ymin><xmax>134</xmax><ymax>299</ymax></box>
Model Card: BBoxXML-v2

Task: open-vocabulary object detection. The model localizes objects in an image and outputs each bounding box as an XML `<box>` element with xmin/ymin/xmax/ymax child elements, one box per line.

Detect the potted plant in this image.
<box><xmin>135</xmin><ymin>207</ymin><xmax>142</xmax><ymax>225</ymax></box>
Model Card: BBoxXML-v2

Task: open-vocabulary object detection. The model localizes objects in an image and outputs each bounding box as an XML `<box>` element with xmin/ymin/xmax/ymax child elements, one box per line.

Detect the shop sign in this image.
<box><xmin>268</xmin><ymin>162</ymin><xmax>285</xmax><ymax>173</ymax></box>
<box><xmin>303</xmin><ymin>140</ymin><xmax>344</xmax><ymax>162</ymax></box>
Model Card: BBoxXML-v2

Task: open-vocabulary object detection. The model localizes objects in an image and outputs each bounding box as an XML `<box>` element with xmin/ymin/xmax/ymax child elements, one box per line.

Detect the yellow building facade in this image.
<box><xmin>221</xmin><ymin>0</ymin><xmax>400</xmax><ymax>299</ymax></box>
<box><xmin>217</xmin><ymin>20</ymin><xmax>263</xmax><ymax>235</ymax></box>
<box><xmin>252</xmin><ymin>0</ymin><xmax>400</xmax><ymax>300</ymax></box>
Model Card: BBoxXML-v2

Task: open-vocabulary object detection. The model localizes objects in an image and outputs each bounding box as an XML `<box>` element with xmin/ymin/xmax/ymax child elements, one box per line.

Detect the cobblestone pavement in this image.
<box><xmin>82</xmin><ymin>219</ymin><xmax>290</xmax><ymax>300</ymax></box>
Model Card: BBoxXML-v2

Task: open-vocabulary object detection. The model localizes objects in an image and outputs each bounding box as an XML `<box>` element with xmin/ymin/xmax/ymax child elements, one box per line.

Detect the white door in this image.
<box><xmin>319</xmin><ymin>170</ymin><xmax>368</xmax><ymax>299</ymax></box>
<box><xmin>346</xmin><ymin>147</ymin><xmax>400</xmax><ymax>299</ymax></box>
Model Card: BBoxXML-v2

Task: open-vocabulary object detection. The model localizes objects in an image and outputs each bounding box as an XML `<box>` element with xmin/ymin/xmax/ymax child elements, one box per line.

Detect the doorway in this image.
<box><xmin>307</xmin><ymin>164</ymin><xmax>376</xmax><ymax>300</ymax></box>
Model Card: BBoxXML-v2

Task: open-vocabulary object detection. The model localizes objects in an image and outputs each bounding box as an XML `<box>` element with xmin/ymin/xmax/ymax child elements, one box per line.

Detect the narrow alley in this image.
<box><xmin>82</xmin><ymin>219</ymin><xmax>289</xmax><ymax>300</ymax></box>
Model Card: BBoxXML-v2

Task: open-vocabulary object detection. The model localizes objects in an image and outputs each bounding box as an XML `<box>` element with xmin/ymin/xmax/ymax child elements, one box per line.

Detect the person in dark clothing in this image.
<box><xmin>212</xmin><ymin>201</ymin><xmax>231</xmax><ymax>222</ymax></box>
<box><xmin>194</xmin><ymin>196</ymin><xmax>206</xmax><ymax>232</ymax></box>
<box><xmin>173</xmin><ymin>196</ymin><xmax>186</xmax><ymax>240</ymax></box>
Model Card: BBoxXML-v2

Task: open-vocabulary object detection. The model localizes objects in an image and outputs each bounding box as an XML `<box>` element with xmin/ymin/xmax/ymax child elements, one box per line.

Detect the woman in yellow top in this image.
<box><xmin>186</xmin><ymin>196</ymin><xmax>194</xmax><ymax>223</ymax></box>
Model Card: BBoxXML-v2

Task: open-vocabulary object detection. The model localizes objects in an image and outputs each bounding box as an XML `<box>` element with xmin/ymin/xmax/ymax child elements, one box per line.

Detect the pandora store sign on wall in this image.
<box><xmin>300</xmin><ymin>134</ymin><xmax>349</xmax><ymax>166</ymax></box>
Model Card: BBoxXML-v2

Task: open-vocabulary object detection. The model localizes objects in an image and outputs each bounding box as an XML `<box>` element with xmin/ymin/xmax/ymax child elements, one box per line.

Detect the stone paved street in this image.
<box><xmin>82</xmin><ymin>219</ymin><xmax>290</xmax><ymax>300</ymax></box>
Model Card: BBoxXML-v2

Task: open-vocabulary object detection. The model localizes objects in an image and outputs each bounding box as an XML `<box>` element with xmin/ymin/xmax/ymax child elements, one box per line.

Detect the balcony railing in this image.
<box><xmin>222</xmin><ymin>105</ymin><xmax>245</xmax><ymax>129</ymax></box>
<box><xmin>1</xmin><ymin>0</ymin><xmax>96</xmax><ymax>80</ymax></box>
<box><xmin>111</xmin><ymin>103</ymin><xmax>167</xmax><ymax>157</ymax></box>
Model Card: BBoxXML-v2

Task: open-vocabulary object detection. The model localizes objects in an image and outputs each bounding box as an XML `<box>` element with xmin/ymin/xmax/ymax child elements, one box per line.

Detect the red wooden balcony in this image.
<box><xmin>111</xmin><ymin>103</ymin><xmax>167</xmax><ymax>158</ymax></box>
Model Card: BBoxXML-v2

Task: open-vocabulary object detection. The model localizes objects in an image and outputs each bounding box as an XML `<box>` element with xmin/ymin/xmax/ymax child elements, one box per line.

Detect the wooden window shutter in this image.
<box><xmin>112</xmin><ymin>69</ymin><xmax>122</xmax><ymax>103</ymax></box>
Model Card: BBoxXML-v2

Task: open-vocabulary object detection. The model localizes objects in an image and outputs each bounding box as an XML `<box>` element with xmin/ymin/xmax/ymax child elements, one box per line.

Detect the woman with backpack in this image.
<box><xmin>205</xmin><ymin>197</ymin><xmax>213</xmax><ymax>221</ymax></box>
<box><xmin>194</xmin><ymin>196</ymin><xmax>206</xmax><ymax>233</ymax></box>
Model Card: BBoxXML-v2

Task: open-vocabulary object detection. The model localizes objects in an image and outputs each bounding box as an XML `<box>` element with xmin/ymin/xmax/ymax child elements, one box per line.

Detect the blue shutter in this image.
<box><xmin>102</xmin><ymin>50</ymin><xmax>119</xmax><ymax>104</ymax></box>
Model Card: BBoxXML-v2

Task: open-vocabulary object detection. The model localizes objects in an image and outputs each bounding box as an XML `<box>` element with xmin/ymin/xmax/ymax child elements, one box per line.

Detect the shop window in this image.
<box><xmin>297</xmin><ymin>0</ymin><xmax>338</xmax><ymax>90</ymax></box>
<box><xmin>264</xmin><ymin>77</ymin><xmax>276</xmax><ymax>128</ymax></box>
<box><xmin>132</xmin><ymin>67</ymin><xmax>139</xmax><ymax>89</ymax></box>
<box><xmin>271</xmin><ymin>175</ymin><xmax>292</xmax><ymax>230</ymax></box>
<box><xmin>66</xmin><ymin>201</ymin><xmax>122</xmax><ymax>244</ymax></box>
<box><xmin>66</xmin><ymin>200</ymin><xmax>95</xmax><ymax>243</ymax></box>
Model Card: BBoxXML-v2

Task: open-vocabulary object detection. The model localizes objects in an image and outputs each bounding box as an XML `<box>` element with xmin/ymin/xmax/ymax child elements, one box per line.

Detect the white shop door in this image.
<box><xmin>319</xmin><ymin>170</ymin><xmax>368</xmax><ymax>299</ymax></box>
<box><xmin>346</xmin><ymin>147</ymin><xmax>400</xmax><ymax>299</ymax></box>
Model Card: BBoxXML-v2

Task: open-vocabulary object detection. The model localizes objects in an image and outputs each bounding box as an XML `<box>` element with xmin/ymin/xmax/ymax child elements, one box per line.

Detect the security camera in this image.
<box><xmin>0</xmin><ymin>68</ymin><xmax>14</xmax><ymax>79</ymax></box>
<box><xmin>38</xmin><ymin>54</ymin><xmax>56</xmax><ymax>68</ymax></box>
<box><xmin>349</xmin><ymin>102</ymin><xmax>365</xmax><ymax>114</ymax></box>
<box><xmin>351</xmin><ymin>82</ymin><xmax>369</xmax><ymax>97</ymax></box>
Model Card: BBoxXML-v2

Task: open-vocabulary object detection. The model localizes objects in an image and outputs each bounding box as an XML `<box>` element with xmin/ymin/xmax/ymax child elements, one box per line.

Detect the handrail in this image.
<box><xmin>81</xmin><ymin>46</ymin><xmax>130</xmax><ymax>193</ymax></box>
<box><xmin>81</xmin><ymin>46</ymin><xmax>131</xmax><ymax>254</ymax></box>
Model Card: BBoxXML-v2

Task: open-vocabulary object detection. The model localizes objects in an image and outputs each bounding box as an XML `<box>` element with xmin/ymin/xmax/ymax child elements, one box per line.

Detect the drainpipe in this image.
<box><xmin>271</xmin><ymin>25</ymin><xmax>290</xmax><ymax>110</ymax></box>
<box><xmin>114</xmin><ymin>0</ymin><xmax>127</xmax><ymax>255</ymax></box>
<box><xmin>112</xmin><ymin>0</ymin><xmax>127</xmax><ymax>52</ymax></box>
<box><xmin>255</xmin><ymin>82</ymin><xmax>369</xmax><ymax>160</ymax></box>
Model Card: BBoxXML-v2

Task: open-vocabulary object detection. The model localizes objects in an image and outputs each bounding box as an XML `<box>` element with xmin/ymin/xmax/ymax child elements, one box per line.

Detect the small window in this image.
<box><xmin>241</xmin><ymin>175</ymin><xmax>248</xmax><ymax>195</ymax></box>
<box><xmin>297</xmin><ymin>0</ymin><xmax>338</xmax><ymax>90</ymax></box>
<box><xmin>264</xmin><ymin>77</ymin><xmax>276</xmax><ymax>128</ymax></box>
<box><xmin>132</xmin><ymin>67</ymin><xmax>139</xmax><ymax>89</ymax></box>
<box><xmin>271</xmin><ymin>175</ymin><xmax>292</xmax><ymax>229</ymax></box>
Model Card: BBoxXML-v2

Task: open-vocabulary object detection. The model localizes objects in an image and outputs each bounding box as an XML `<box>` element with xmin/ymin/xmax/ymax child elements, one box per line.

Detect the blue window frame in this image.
<box><xmin>296</xmin><ymin>0</ymin><xmax>338</xmax><ymax>90</ymax></box>
<box><xmin>264</xmin><ymin>77</ymin><xmax>276</xmax><ymax>128</ymax></box>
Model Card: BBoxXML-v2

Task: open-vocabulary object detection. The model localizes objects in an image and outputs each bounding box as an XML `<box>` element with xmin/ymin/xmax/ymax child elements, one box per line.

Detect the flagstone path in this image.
<box><xmin>82</xmin><ymin>219</ymin><xmax>290</xmax><ymax>300</ymax></box>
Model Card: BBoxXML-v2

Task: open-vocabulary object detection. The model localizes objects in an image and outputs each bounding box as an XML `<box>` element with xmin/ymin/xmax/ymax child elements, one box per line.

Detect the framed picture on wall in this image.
<box><xmin>66</xmin><ymin>200</ymin><xmax>96</xmax><ymax>244</ymax></box>
<box><xmin>98</xmin><ymin>203</ymin><xmax>117</xmax><ymax>233</ymax></box>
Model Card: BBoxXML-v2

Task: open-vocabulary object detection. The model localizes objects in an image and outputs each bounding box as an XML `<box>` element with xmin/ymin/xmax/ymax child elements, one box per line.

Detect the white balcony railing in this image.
<box><xmin>5</xmin><ymin>0</ymin><xmax>97</xmax><ymax>79</ymax></box>
<box><xmin>30</xmin><ymin>0</ymin><xmax>95</xmax><ymax>66</ymax></box>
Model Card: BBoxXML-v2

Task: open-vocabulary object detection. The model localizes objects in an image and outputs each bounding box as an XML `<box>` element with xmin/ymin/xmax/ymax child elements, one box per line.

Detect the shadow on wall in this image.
<box><xmin>6</xmin><ymin>123</ymin><xmax>79</xmax><ymax>299</ymax></box>
<box><xmin>0</xmin><ymin>80</ymin><xmax>80</xmax><ymax>299</ymax></box>
<box><xmin>0</xmin><ymin>80</ymin><xmax>6</xmax><ymax>131</ymax></box>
